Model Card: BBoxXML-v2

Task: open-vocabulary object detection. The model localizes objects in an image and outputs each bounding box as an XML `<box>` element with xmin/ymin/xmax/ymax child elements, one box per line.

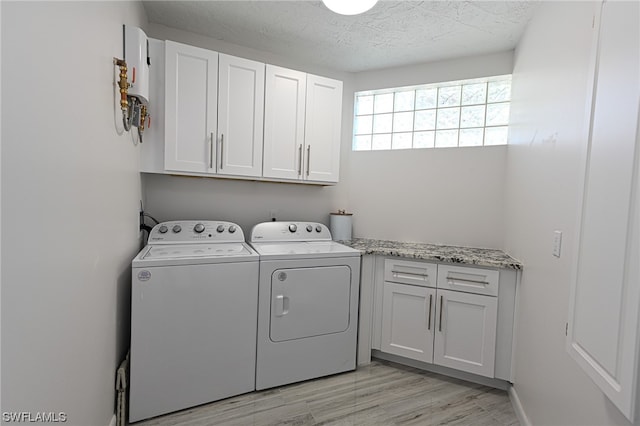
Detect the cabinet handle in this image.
<box><xmin>391</xmin><ymin>270</ymin><xmax>428</xmax><ymax>278</ymax></box>
<box><xmin>427</xmin><ymin>294</ymin><xmax>433</xmax><ymax>330</ymax></box>
<box><xmin>219</xmin><ymin>134</ymin><xmax>224</xmax><ymax>170</ymax></box>
<box><xmin>306</xmin><ymin>145</ymin><xmax>311</xmax><ymax>176</ymax></box>
<box><xmin>209</xmin><ymin>132</ymin><xmax>214</xmax><ymax>169</ymax></box>
<box><xmin>439</xmin><ymin>295</ymin><xmax>444</xmax><ymax>332</ymax></box>
<box><xmin>447</xmin><ymin>276</ymin><xmax>490</xmax><ymax>286</ymax></box>
<box><xmin>298</xmin><ymin>144</ymin><xmax>303</xmax><ymax>176</ymax></box>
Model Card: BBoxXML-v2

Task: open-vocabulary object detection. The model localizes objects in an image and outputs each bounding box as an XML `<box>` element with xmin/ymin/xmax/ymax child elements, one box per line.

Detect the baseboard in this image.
<box><xmin>509</xmin><ymin>386</ymin><xmax>532</xmax><ymax>426</ymax></box>
<box><xmin>372</xmin><ymin>351</ymin><xmax>511</xmax><ymax>390</ymax></box>
<box><xmin>107</xmin><ymin>414</ymin><xmax>116</xmax><ymax>426</ymax></box>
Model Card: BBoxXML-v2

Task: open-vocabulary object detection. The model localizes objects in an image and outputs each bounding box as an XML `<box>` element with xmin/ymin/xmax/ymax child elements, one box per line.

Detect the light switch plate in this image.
<box><xmin>553</xmin><ymin>230</ymin><xmax>562</xmax><ymax>257</ymax></box>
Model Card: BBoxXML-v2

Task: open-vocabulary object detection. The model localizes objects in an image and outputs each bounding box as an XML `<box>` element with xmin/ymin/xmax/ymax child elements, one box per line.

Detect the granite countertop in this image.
<box><xmin>339</xmin><ymin>238</ymin><xmax>523</xmax><ymax>270</ymax></box>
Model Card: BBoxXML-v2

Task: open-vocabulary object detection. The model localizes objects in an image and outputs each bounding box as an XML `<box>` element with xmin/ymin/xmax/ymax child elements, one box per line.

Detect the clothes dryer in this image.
<box><xmin>249</xmin><ymin>221</ymin><xmax>361</xmax><ymax>390</ymax></box>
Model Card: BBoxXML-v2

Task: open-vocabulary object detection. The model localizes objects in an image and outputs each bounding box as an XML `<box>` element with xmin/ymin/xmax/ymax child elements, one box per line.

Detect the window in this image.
<box><xmin>352</xmin><ymin>75</ymin><xmax>511</xmax><ymax>151</ymax></box>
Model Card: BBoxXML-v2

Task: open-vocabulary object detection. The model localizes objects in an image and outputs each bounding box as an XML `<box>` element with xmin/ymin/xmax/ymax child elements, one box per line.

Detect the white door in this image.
<box><xmin>263</xmin><ymin>65</ymin><xmax>307</xmax><ymax>180</ymax></box>
<box><xmin>433</xmin><ymin>289</ymin><xmax>497</xmax><ymax>378</ymax></box>
<box><xmin>304</xmin><ymin>74</ymin><xmax>343</xmax><ymax>182</ymax></box>
<box><xmin>381</xmin><ymin>282</ymin><xmax>436</xmax><ymax>363</ymax></box>
<box><xmin>164</xmin><ymin>41</ymin><xmax>218</xmax><ymax>173</ymax></box>
<box><xmin>270</xmin><ymin>266</ymin><xmax>351</xmax><ymax>342</ymax></box>
<box><xmin>567</xmin><ymin>1</ymin><xmax>640</xmax><ymax>420</ymax></box>
<box><xmin>217</xmin><ymin>54</ymin><xmax>265</xmax><ymax>177</ymax></box>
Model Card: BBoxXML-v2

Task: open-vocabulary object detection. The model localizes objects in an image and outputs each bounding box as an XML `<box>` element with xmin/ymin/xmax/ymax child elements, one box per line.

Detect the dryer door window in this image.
<box><xmin>270</xmin><ymin>266</ymin><xmax>351</xmax><ymax>342</ymax></box>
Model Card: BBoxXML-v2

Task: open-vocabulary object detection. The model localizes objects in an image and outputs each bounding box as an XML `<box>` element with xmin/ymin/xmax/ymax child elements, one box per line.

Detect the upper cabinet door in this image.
<box><xmin>217</xmin><ymin>54</ymin><xmax>265</xmax><ymax>177</ymax></box>
<box><xmin>304</xmin><ymin>74</ymin><xmax>343</xmax><ymax>183</ymax></box>
<box><xmin>567</xmin><ymin>1</ymin><xmax>640</xmax><ymax>421</ymax></box>
<box><xmin>164</xmin><ymin>41</ymin><xmax>218</xmax><ymax>173</ymax></box>
<box><xmin>263</xmin><ymin>65</ymin><xmax>307</xmax><ymax>180</ymax></box>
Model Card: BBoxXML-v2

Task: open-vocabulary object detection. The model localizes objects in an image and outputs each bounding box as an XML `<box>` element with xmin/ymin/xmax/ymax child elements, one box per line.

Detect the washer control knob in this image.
<box><xmin>315</xmin><ymin>225</ymin><xmax>322</xmax><ymax>233</ymax></box>
<box><xmin>158</xmin><ymin>225</ymin><xmax>168</xmax><ymax>234</ymax></box>
<box><xmin>306</xmin><ymin>225</ymin><xmax>313</xmax><ymax>232</ymax></box>
<box><xmin>216</xmin><ymin>225</ymin><xmax>225</xmax><ymax>233</ymax></box>
<box><xmin>228</xmin><ymin>225</ymin><xmax>237</xmax><ymax>233</ymax></box>
<box><xmin>193</xmin><ymin>223</ymin><xmax>205</xmax><ymax>234</ymax></box>
<box><xmin>289</xmin><ymin>224</ymin><xmax>297</xmax><ymax>233</ymax></box>
<box><xmin>172</xmin><ymin>225</ymin><xmax>182</xmax><ymax>233</ymax></box>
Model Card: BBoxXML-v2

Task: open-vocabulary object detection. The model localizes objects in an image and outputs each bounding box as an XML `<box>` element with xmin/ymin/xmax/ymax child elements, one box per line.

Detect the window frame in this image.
<box><xmin>352</xmin><ymin>75</ymin><xmax>512</xmax><ymax>151</ymax></box>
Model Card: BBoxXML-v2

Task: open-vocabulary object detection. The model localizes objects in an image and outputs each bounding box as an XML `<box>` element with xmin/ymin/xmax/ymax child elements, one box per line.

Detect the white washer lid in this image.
<box><xmin>143</xmin><ymin>243</ymin><xmax>253</xmax><ymax>260</ymax></box>
<box><xmin>250</xmin><ymin>241</ymin><xmax>360</xmax><ymax>260</ymax></box>
<box><xmin>133</xmin><ymin>243</ymin><xmax>258</xmax><ymax>267</ymax></box>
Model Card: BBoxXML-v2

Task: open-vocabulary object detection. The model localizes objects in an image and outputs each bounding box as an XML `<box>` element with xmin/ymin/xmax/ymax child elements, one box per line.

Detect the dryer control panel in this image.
<box><xmin>250</xmin><ymin>221</ymin><xmax>331</xmax><ymax>242</ymax></box>
<box><xmin>148</xmin><ymin>221</ymin><xmax>245</xmax><ymax>244</ymax></box>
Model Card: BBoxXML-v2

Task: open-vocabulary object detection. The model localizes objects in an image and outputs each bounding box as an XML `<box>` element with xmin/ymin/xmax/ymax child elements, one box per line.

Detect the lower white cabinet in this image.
<box><xmin>433</xmin><ymin>289</ymin><xmax>497</xmax><ymax>377</ymax></box>
<box><xmin>381</xmin><ymin>282</ymin><xmax>435</xmax><ymax>363</ymax></box>
<box><xmin>377</xmin><ymin>258</ymin><xmax>506</xmax><ymax>379</ymax></box>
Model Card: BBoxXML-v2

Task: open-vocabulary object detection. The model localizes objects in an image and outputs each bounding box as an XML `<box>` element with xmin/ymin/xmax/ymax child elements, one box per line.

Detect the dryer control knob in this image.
<box><xmin>158</xmin><ymin>225</ymin><xmax>168</xmax><ymax>234</ymax></box>
<box><xmin>194</xmin><ymin>223</ymin><xmax>205</xmax><ymax>233</ymax></box>
<box><xmin>216</xmin><ymin>225</ymin><xmax>225</xmax><ymax>233</ymax></box>
<box><xmin>315</xmin><ymin>225</ymin><xmax>322</xmax><ymax>233</ymax></box>
<box><xmin>306</xmin><ymin>225</ymin><xmax>313</xmax><ymax>232</ymax></box>
<box><xmin>228</xmin><ymin>225</ymin><xmax>237</xmax><ymax>233</ymax></box>
<box><xmin>172</xmin><ymin>225</ymin><xmax>182</xmax><ymax>233</ymax></box>
<box><xmin>289</xmin><ymin>224</ymin><xmax>297</xmax><ymax>233</ymax></box>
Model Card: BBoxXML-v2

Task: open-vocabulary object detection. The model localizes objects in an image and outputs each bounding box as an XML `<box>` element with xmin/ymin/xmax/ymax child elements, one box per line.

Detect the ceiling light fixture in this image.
<box><xmin>321</xmin><ymin>0</ymin><xmax>378</xmax><ymax>16</ymax></box>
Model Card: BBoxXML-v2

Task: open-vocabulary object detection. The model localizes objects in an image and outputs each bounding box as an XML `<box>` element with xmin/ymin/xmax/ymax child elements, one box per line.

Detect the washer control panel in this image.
<box><xmin>148</xmin><ymin>221</ymin><xmax>245</xmax><ymax>244</ymax></box>
<box><xmin>250</xmin><ymin>221</ymin><xmax>331</xmax><ymax>242</ymax></box>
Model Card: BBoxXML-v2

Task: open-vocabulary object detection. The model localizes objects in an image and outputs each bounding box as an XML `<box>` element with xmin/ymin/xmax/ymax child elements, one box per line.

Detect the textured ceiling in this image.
<box><xmin>142</xmin><ymin>1</ymin><xmax>538</xmax><ymax>73</ymax></box>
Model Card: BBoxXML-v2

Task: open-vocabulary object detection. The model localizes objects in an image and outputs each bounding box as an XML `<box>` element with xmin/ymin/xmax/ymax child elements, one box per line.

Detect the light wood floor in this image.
<box><xmin>133</xmin><ymin>360</ymin><xmax>520</xmax><ymax>426</ymax></box>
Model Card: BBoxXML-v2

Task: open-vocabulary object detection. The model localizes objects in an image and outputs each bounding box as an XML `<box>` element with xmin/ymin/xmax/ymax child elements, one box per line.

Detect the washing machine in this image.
<box><xmin>129</xmin><ymin>220</ymin><xmax>259</xmax><ymax>422</ymax></box>
<box><xmin>249</xmin><ymin>221</ymin><xmax>361</xmax><ymax>390</ymax></box>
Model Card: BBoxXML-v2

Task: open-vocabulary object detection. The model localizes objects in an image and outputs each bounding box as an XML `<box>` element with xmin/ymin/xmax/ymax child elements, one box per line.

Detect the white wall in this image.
<box><xmin>346</xmin><ymin>146</ymin><xmax>507</xmax><ymax>247</ymax></box>
<box><xmin>347</xmin><ymin>52</ymin><xmax>513</xmax><ymax>248</ymax></box>
<box><xmin>143</xmin><ymin>174</ymin><xmax>347</xmax><ymax>236</ymax></box>
<box><xmin>142</xmin><ymin>25</ymin><xmax>513</xmax><ymax>249</ymax></box>
<box><xmin>505</xmin><ymin>2</ymin><xmax>632</xmax><ymax>425</ymax></box>
<box><xmin>141</xmin><ymin>23</ymin><xmax>352</xmax><ymax>229</ymax></box>
<box><xmin>1</xmin><ymin>2</ymin><xmax>146</xmax><ymax>425</ymax></box>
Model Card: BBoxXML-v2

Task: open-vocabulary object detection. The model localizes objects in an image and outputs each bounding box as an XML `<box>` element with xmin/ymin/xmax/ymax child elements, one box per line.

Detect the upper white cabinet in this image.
<box><xmin>304</xmin><ymin>75</ymin><xmax>343</xmax><ymax>183</ymax></box>
<box><xmin>144</xmin><ymin>40</ymin><xmax>343</xmax><ymax>184</ymax></box>
<box><xmin>263</xmin><ymin>65</ymin><xmax>307</xmax><ymax>180</ymax></box>
<box><xmin>164</xmin><ymin>43</ymin><xmax>264</xmax><ymax>177</ymax></box>
<box><xmin>567</xmin><ymin>0</ymin><xmax>640</xmax><ymax>421</ymax></box>
<box><xmin>263</xmin><ymin>67</ymin><xmax>343</xmax><ymax>183</ymax></box>
<box><xmin>217</xmin><ymin>54</ymin><xmax>264</xmax><ymax>177</ymax></box>
<box><xmin>164</xmin><ymin>41</ymin><xmax>218</xmax><ymax>174</ymax></box>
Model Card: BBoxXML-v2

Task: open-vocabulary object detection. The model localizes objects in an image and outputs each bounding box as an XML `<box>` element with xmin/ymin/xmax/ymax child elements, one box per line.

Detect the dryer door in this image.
<box><xmin>270</xmin><ymin>266</ymin><xmax>351</xmax><ymax>342</ymax></box>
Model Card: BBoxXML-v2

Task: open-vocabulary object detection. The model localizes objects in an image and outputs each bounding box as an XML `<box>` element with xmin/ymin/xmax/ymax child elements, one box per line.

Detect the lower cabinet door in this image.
<box><xmin>433</xmin><ymin>289</ymin><xmax>498</xmax><ymax>378</ymax></box>
<box><xmin>381</xmin><ymin>282</ymin><xmax>436</xmax><ymax>363</ymax></box>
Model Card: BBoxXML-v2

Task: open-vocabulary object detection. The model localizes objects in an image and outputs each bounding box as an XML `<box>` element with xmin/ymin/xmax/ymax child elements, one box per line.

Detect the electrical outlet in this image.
<box><xmin>553</xmin><ymin>231</ymin><xmax>563</xmax><ymax>258</ymax></box>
